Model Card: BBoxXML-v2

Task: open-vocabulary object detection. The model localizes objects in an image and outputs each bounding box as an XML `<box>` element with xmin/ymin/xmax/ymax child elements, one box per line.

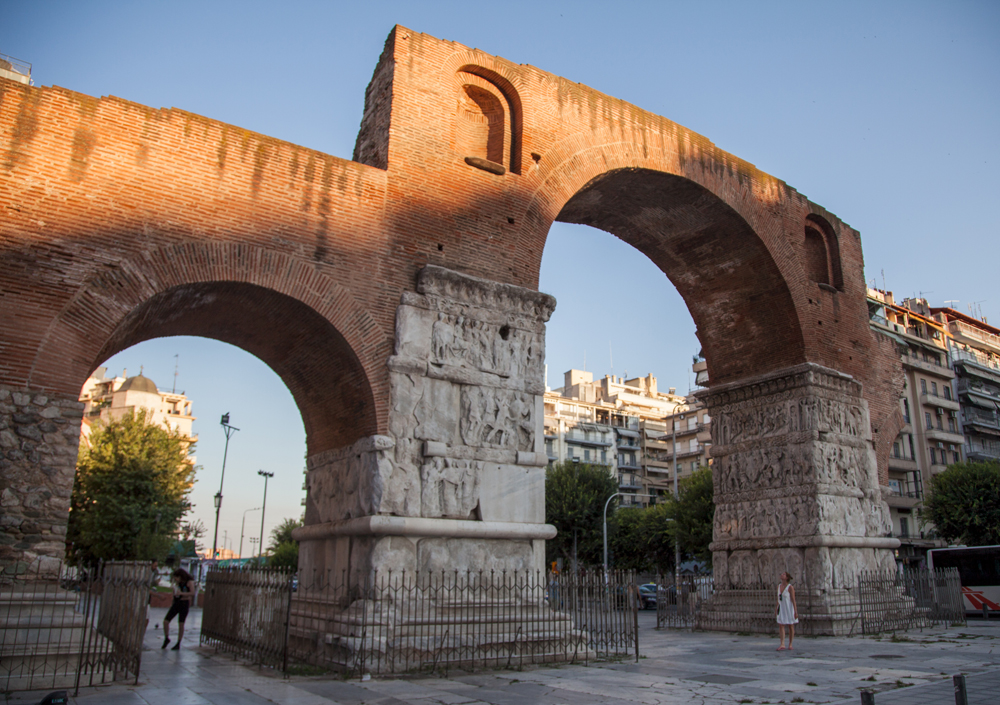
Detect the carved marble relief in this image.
<box><xmin>420</xmin><ymin>457</ymin><xmax>482</xmax><ymax>519</ymax></box>
<box><xmin>460</xmin><ymin>386</ymin><xmax>535</xmax><ymax>451</ymax></box>
<box><xmin>305</xmin><ymin>436</ymin><xmax>395</xmax><ymax>524</ymax></box>
<box><xmin>430</xmin><ymin>313</ymin><xmax>543</xmax><ymax>382</ymax></box>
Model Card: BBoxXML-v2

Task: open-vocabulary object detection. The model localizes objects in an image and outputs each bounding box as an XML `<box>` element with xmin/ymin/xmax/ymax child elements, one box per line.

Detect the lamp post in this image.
<box><xmin>211</xmin><ymin>413</ymin><xmax>239</xmax><ymax>562</ymax></box>
<box><xmin>672</xmin><ymin>414</ymin><xmax>684</xmax><ymax>589</ymax></box>
<box><xmin>603</xmin><ymin>491</ymin><xmax>656</xmax><ymax>575</ymax></box>
<box><xmin>239</xmin><ymin>506</ymin><xmax>261</xmax><ymax>560</ymax></box>
<box><xmin>257</xmin><ymin>470</ymin><xmax>274</xmax><ymax>562</ymax></box>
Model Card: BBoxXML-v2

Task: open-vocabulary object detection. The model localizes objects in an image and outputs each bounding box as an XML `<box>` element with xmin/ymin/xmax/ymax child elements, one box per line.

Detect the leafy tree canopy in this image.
<box><xmin>268</xmin><ymin>540</ymin><xmax>299</xmax><ymax>570</ymax></box>
<box><xmin>608</xmin><ymin>502</ymin><xmax>675</xmax><ymax>573</ymax></box>
<box><xmin>68</xmin><ymin>409</ymin><xmax>195</xmax><ymax>565</ymax></box>
<box><xmin>664</xmin><ymin>467</ymin><xmax>715</xmax><ymax>566</ymax></box>
<box><xmin>545</xmin><ymin>461</ymin><xmax>618</xmax><ymax>568</ymax></box>
<box><xmin>922</xmin><ymin>461</ymin><xmax>1000</xmax><ymax>545</ymax></box>
<box><xmin>269</xmin><ymin>517</ymin><xmax>303</xmax><ymax>552</ymax></box>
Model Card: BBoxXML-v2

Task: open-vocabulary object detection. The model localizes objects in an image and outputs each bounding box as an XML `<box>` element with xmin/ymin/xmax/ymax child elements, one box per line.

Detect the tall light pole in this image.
<box><xmin>211</xmin><ymin>413</ymin><xmax>239</xmax><ymax>562</ymax></box>
<box><xmin>672</xmin><ymin>413</ymin><xmax>684</xmax><ymax>589</ymax></box>
<box><xmin>257</xmin><ymin>470</ymin><xmax>274</xmax><ymax>562</ymax></box>
<box><xmin>239</xmin><ymin>506</ymin><xmax>261</xmax><ymax>560</ymax></box>
<box><xmin>603</xmin><ymin>491</ymin><xmax>656</xmax><ymax>575</ymax></box>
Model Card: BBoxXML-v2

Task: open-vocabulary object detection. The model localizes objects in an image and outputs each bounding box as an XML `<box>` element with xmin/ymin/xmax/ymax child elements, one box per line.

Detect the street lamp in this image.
<box><xmin>672</xmin><ymin>414</ymin><xmax>684</xmax><ymax>589</ymax></box>
<box><xmin>211</xmin><ymin>413</ymin><xmax>239</xmax><ymax>561</ymax></box>
<box><xmin>239</xmin><ymin>506</ymin><xmax>261</xmax><ymax>560</ymax></box>
<box><xmin>257</xmin><ymin>470</ymin><xmax>274</xmax><ymax>562</ymax></box>
<box><xmin>603</xmin><ymin>491</ymin><xmax>656</xmax><ymax>575</ymax></box>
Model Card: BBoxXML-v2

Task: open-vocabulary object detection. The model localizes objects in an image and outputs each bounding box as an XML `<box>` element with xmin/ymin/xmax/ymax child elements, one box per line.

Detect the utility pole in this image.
<box><xmin>211</xmin><ymin>413</ymin><xmax>239</xmax><ymax>562</ymax></box>
<box><xmin>239</xmin><ymin>506</ymin><xmax>261</xmax><ymax>560</ymax></box>
<box><xmin>257</xmin><ymin>470</ymin><xmax>274</xmax><ymax>561</ymax></box>
<box><xmin>672</xmin><ymin>413</ymin><xmax>683</xmax><ymax>590</ymax></box>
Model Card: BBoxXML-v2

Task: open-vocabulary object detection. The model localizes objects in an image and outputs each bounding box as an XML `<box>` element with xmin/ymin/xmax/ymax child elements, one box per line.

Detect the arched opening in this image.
<box><xmin>68</xmin><ymin>281</ymin><xmax>378</xmax><ymax>563</ymax></box>
<box><xmin>805</xmin><ymin>213</ymin><xmax>844</xmax><ymax>291</ymax></box>
<box><xmin>552</xmin><ymin>168</ymin><xmax>805</xmax><ymax>386</ymax></box>
<box><xmin>93</xmin><ymin>282</ymin><xmax>377</xmax><ymax>455</ymax></box>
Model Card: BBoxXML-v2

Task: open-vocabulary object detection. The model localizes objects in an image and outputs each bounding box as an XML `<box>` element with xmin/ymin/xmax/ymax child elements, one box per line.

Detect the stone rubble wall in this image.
<box><xmin>0</xmin><ymin>387</ymin><xmax>83</xmax><ymax>574</ymax></box>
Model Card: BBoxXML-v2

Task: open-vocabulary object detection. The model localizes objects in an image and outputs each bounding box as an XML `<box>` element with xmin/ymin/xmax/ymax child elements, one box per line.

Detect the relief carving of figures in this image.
<box><xmin>429</xmin><ymin>312</ymin><xmax>543</xmax><ymax>382</ymax></box>
<box><xmin>816</xmin><ymin>398</ymin><xmax>865</xmax><ymax>437</ymax></box>
<box><xmin>420</xmin><ymin>457</ymin><xmax>482</xmax><ymax>518</ymax></box>
<box><xmin>461</xmin><ymin>387</ymin><xmax>534</xmax><ymax>451</ymax></box>
<box><xmin>715</xmin><ymin>400</ymin><xmax>792</xmax><ymax>446</ymax></box>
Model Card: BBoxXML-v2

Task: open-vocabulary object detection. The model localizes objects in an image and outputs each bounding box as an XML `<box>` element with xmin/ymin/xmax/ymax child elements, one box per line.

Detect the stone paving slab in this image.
<box><xmin>4</xmin><ymin>609</ymin><xmax>1000</xmax><ymax>704</ymax></box>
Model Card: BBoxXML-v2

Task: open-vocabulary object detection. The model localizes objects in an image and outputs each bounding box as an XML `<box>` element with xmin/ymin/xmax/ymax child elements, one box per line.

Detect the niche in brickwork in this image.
<box><xmin>804</xmin><ymin>214</ymin><xmax>843</xmax><ymax>291</ymax></box>
<box><xmin>456</xmin><ymin>66</ymin><xmax>522</xmax><ymax>175</ymax></box>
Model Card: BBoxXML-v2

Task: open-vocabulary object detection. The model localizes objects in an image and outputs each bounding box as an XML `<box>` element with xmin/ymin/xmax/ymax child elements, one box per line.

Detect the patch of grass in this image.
<box><xmin>791</xmin><ymin>698</ymin><xmax>805</xmax><ymax>704</ymax></box>
<box><xmin>894</xmin><ymin>680</ymin><xmax>911</xmax><ymax>688</ymax></box>
<box><xmin>738</xmin><ymin>699</ymin><xmax>754</xmax><ymax>704</ymax></box>
<box><xmin>890</xmin><ymin>634</ymin><xmax>913</xmax><ymax>642</ymax></box>
<box><xmin>865</xmin><ymin>675</ymin><xmax>877</xmax><ymax>681</ymax></box>
<box><xmin>806</xmin><ymin>682</ymin><xmax>817</xmax><ymax>686</ymax></box>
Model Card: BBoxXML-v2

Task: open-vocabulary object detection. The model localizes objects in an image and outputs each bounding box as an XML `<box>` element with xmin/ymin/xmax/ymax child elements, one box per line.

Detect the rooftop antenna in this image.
<box><xmin>172</xmin><ymin>354</ymin><xmax>179</xmax><ymax>393</ymax></box>
<box><xmin>881</xmin><ymin>269</ymin><xmax>886</xmax><ymax>293</ymax></box>
<box><xmin>944</xmin><ymin>300</ymin><xmax>959</xmax><ymax>310</ymax></box>
<box><xmin>919</xmin><ymin>291</ymin><xmax>933</xmax><ymax>301</ymax></box>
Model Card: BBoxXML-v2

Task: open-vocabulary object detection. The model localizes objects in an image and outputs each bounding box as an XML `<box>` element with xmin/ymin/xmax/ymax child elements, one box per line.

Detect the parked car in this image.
<box><xmin>638</xmin><ymin>584</ymin><xmax>657</xmax><ymax>610</ymax></box>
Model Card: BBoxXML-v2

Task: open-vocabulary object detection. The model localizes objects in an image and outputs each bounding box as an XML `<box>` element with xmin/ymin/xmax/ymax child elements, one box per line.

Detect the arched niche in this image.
<box><xmin>456</xmin><ymin>65</ymin><xmax>523</xmax><ymax>175</ymax></box>
<box><xmin>804</xmin><ymin>213</ymin><xmax>843</xmax><ymax>291</ymax></box>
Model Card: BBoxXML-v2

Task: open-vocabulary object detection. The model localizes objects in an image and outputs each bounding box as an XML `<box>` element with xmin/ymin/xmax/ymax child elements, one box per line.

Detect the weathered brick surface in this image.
<box><xmin>0</xmin><ymin>25</ymin><xmax>901</xmax><ymax>564</ymax></box>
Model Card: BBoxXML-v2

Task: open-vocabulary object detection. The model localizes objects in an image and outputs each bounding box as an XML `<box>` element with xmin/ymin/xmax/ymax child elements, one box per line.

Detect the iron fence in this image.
<box><xmin>655</xmin><ymin>567</ymin><xmax>965</xmax><ymax>636</ymax></box>
<box><xmin>0</xmin><ymin>559</ymin><xmax>151</xmax><ymax>693</ymax></box>
<box><xmin>201</xmin><ymin>567</ymin><xmax>640</xmax><ymax>677</ymax></box>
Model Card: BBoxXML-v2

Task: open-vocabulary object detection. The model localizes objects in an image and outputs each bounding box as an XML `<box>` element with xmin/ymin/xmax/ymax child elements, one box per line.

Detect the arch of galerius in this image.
<box><xmin>0</xmin><ymin>25</ymin><xmax>903</xmax><ymax>634</ymax></box>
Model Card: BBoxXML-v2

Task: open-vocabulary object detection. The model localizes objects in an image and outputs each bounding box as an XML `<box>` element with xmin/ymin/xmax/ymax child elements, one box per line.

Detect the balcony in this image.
<box><xmin>617</xmin><ymin>460</ymin><xmax>640</xmax><ymax>470</ymax></box>
<box><xmin>887</xmin><ymin>455</ymin><xmax>918</xmax><ymax>472</ymax></box>
<box><xmin>964</xmin><ymin>407</ymin><xmax>1000</xmax><ymax>432</ymax></box>
<box><xmin>920</xmin><ymin>392</ymin><xmax>960</xmax><ymax>411</ymax></box>
<box><xmin>0</xmin><ymin>54</ymin><xmax>31</xmax><ymax>86</ymax></box>
<box><xmin>924</xmin><ymin>427</ymin><xmax>965</xmax><ymax>445</ymax></box>
<box><xmin>619</xmin><ymin>480</ymin><xmax>642</xmax><ymax>490</ymax></box>
<box><xmin>901</xmin><ymin>355</ymin><xmax>953</xmax><ymax>376</ymax></box>
<box><xmin>565</xmin><ymin>436</ymin><xmax>613</xmax><ymax>448</ymax></box>
<box><xmin>950</xmin><ymin>320</ymin><xmax>1000</xmax><ymax>356</ymax></box>
<box><xmin>886</xmin><ymin>493</ymin><xmax>921</xmax><ymax>509</ymax></box>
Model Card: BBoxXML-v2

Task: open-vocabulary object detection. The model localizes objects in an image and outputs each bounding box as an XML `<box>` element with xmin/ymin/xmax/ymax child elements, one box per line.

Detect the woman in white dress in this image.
<box><xmin>776</xmin><ymin>571</ymin><xmax>798</xmax><ymax>651</ymax></box>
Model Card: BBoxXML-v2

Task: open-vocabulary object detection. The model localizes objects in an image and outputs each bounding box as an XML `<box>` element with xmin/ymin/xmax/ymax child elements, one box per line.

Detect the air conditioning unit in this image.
<box><xmin>936</xmin><ymin>442</ymin><xmax>944</xmax><ymax>449</ymax></box>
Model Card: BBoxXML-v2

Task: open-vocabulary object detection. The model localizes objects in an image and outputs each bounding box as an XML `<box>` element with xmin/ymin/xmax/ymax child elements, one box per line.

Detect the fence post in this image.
<box><xmin>633</xmin><ymin>580</ymin><xmax>640</xmax><ymax>663</ymax></box>
<box><xmin>860</xmin><ymin>690</ymin><xmax>875</xmax><ymax>705</ymax></box>
<box><xmin>953</xmin><ymin>674</ymin><xmax>968</xmax><ymax>705</ymax></box>
<box><xmin>282</xmin><ymin>571</ymin><xmax>294</xmax><ymax>674</ymax></box>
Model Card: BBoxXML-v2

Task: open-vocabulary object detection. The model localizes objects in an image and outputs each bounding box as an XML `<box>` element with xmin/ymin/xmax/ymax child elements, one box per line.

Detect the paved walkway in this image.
<box><xmin>5</xmin><ymin>609</ymin><xmax>1000</xmax><ymax>705</ymax></box>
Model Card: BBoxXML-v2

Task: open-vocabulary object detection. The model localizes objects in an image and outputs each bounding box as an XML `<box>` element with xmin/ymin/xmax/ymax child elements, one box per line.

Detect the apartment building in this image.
<box><xmin>930</xmin><ymin>307</ymin><xmax>1000</xmax><ymax>464</ymax></box>
<box><xmin>544</xmin><ymin>369</ymin><xmax>687</xmax><ymax>507</ymax></box>
<box><xmin>79</xmin><ymin>367</ymin><xmax>197</xmax><ymax>462</ymax></box>
<box><xmin>868</xmin><ymin>291</ymin><xmax>967</xmax><ymax>563</ymax></box>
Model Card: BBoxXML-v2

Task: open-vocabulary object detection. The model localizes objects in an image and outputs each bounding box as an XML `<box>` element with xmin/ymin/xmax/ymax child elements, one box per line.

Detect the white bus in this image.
<box><xmin>927</xmin><ymin>545</ymin><xmax>1000</xmax><ymax>615</ymax></box>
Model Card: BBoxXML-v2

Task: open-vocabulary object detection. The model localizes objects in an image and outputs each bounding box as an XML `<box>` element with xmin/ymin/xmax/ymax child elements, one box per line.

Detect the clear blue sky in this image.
<box><xmin>4</xmin><ymin>1</ymin><xmax>997</xmax><ymax>555</ymax></box>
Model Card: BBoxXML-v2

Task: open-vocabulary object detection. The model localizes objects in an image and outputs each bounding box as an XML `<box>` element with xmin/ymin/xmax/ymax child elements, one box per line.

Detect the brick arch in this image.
<box><xmin>28</xmin><ymin>243</ymin><xmax>387</xmax><ymax>454</ymax></box>
<box><xmin>518</xmin><ymin>137</ymin><xmax>806</xmax><ymax>386</ymax></box>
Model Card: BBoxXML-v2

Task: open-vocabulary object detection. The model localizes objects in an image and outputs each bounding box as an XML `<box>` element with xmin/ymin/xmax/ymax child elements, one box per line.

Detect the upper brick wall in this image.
<box><xmin>0</xmin><ymin>25</ymin><xmax>901</xmax><ymax>471</ymax></box>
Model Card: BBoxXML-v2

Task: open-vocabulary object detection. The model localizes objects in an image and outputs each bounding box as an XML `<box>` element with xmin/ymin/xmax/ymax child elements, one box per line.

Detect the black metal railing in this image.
<box><xmin>202</xmin><ymin>567</ymin><xmax>641</xmax><ymax>677</ymax></box>
<box><xmin>654</xmin><ymin>567</ymin><xmax>964</xmax><ymax>636</ymax></box>
<box><xmin>0</xmin><ymin>559</ymin><xmax>150</xmax><ymax>693</ymax></box>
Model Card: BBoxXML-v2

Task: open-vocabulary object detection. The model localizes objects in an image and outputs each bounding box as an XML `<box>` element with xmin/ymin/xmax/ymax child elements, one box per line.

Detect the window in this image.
<box><xmin>925</xmin><ymin>412</ymin><xmax>933</xmax><ymax>430</ymax></box>
<box><xmin>929</xmin><ymin>447</ymin><xmax>937</xmax><ymax>464</ymax></box>
<box><xmin>900</xmin><ymin>517</ymin><xmax>909</xmax><ymax>538</ymax></box>
<box><xmin>948</xmin><ymin>418</ymin><xmax>957</xmax><ymax>433</ymax></box>
<box><xmin>691</xmin><ymin>461</ymin><xmax>698</xmax><ymax>472</ymax></box>
<box><xmin>903</xmin><ymin>399</ymin><xmax>910</xmax><ymax>423</ymax></box>
<box><xmin>944</xmin><ymin>386</ymin><xmax>952</xmax><ymax>400</ymax></box>
<box><xmin>931</xmin><ymin>382</ymin><xmax>938</xmax><ymax>396</ymax></box>
<box><xmin>893</xmin><ymin>441</ymin><xmax>901</xmax><ymax>459</ymax></box>
<box><xmin>600</xmin><ymin>449</ymin><xmax>607</xmax><ymax>463</ymax></box>
<box><xmin>920</xmin><ymin>379</ymin><xmax>927</xmax><ymax>394</ymax></box>
<box><xmin>953</xmin><ymin>451</ymin><xmax>961</xmax><ymax>463</ymax></box>
<box><xmin>584</xmin><ymin>448</ymin><xmax>591</xmax><ymax>462</ymax></box>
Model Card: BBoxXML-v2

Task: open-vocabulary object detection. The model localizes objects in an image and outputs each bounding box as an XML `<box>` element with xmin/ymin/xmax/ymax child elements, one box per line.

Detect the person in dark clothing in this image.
<box><xmin>162</xmin><ymin>568</ymin><xmax>194</xmax><ymax>650</ymax></box>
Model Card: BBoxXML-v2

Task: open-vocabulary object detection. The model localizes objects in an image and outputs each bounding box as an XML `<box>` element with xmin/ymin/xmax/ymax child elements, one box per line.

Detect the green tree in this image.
<box><xmin>663</xmin><ymin>467</ymin><xmax>715</xmax><ymax>565</ymax></box>
<box><xmin>268</xmin><ymin>540</ymin><xmax>299</xmax><ymax>570</ymax></box>
<box><xmin>265</xmin><ymin>517</ymin><xmax>303</xmax><ymax>570</ymax></box>
<box><xmin>545</xmin><ymin>461</ymin><xmax>618</xmax><ymax>568</ymax></box>
<box><xmin>68</xmin><ymin>409</ymin><xmax>195</xmax><ymax>565</ymax></box>
<box><xmin>268</xmin><ymin>517</ymin><xmax>303</xmax><ymax>552</ymax></box>
<box><xmin>922</xmin><ymin>460</ymin><xmax>1000</xmax><ymax>545</ymax></box>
